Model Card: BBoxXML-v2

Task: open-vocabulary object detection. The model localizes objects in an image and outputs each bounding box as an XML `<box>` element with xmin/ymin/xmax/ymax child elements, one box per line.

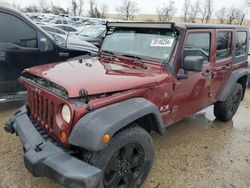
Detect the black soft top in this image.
<box><xmin>181</xmin><ymin>23</ymin><xmax>249</xmax><ymax>30</ymax></box>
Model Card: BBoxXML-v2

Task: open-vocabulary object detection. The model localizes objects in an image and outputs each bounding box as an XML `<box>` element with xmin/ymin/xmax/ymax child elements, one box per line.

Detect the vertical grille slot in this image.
<box><xmin>33</xmin><ymin>93</ymin><xmax>37</xmax><ymax>117</ymax></box>
<box><xmin>38</xmin><ymin>96</ymin><xmax>42</xmax><ymax>120</ymax></box>
<box><xmin>45</xmin><ymin>98</ymin><xmax>48</xmax><ymax>125</ymax></box>
<box><xmin>27</xmin><ymin>89</ymin><xmax>58</xmax><ymax>133</ymax></box>
<box><xmin>50</xmin><ymin>102</ymin><xmax>55</xmax><ymax>130</ymax></box>
<box><xmin>47</xmin><ymin>100</ymin><xmax>52</xmax><ymax>128</ymax></box>
<box><xmin>36</xmin><ymin>94</ymin><xmax>39</xmax><ymax>118</ymax></box>
<box><xmin>40</xmin><ymin>96</ymin><xmax>44</xmax><ymax>122</ymax></box>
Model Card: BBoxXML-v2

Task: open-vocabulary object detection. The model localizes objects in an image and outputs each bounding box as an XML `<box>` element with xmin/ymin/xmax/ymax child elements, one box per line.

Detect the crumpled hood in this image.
<box><xmin>24</xmin><ymin>57</ymin><xmax>164</xmax><ymax>98</ymax></box>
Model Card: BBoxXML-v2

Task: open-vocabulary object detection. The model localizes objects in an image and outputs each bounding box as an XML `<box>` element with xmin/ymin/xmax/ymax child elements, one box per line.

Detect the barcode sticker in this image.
<box><xmin>151</xmin><ymin>38</ymin><xmax>174</xmax><ymax>47</ymax></box>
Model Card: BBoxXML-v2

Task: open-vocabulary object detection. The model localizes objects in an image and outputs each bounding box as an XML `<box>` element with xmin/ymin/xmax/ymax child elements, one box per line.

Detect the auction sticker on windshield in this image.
<box><xmin>151</xmin><ymin>38</ymin><xmax>174</xmax><ymax>47</ymax></box>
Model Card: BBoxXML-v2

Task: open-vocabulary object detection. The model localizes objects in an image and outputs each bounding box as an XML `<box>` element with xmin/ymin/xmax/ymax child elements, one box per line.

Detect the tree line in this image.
<box><xmin>4</xmin><ymin>0</ymin><xmax>250</xmax><ymax>24</ymax></box>
<box><xmin>157</xmin><ymin>0</ymin><xmax>250</xmax><ymax>25</ymax></box>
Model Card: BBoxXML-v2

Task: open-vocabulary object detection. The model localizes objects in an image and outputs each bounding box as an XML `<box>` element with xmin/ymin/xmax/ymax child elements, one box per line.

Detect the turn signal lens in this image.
<box><xmin>60</xmin><ymin>131</ymin><xmax>68</xmax><ymax>143</ymax></box>
<box><xmin>103</xmin><ymin>134</ymin><xmax>110</xmax><ymax>144</ymax></box>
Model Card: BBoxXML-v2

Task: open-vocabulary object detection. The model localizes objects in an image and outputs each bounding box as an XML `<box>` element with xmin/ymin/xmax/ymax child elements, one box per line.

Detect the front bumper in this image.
<box><xmin>4</xmin><ymin>106</ymin><xmax>101</xmax><ymax>188</ymax></box>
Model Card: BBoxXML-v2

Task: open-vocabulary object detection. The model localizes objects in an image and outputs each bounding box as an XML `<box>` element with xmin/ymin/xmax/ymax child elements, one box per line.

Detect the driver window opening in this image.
<box><xmin>184</xmin><ymin>32</ymin><xmax>210</xmax><ymax>64</ymax></box>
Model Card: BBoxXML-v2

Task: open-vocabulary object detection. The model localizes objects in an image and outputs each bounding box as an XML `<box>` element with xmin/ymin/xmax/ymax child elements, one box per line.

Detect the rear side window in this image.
<box><xmin>184</xmin><ymin>32</ymin><xmax>210</xmax><ymax>64</ymax></box>
<box><xmin>69</xmin><ymin>27</ymin><xmax>77</xmax><ymax>32</ymax></box>
<box><xmin>0</xmin><ymin>12</ymin><xmax>37</xmax><ymax>48</ymax></box>
<box><xmin>216</xmin><ymin>31</ymin><xmax>232</xmax><ymax>60</ymax></box>
<box><xmin>63</xmin><ymin>20</ymin><xmax>68</xmax><ymax>24</ymax></box>
<box><xmin>56</xmin><ymin>28</ymin><xmax>65</xmax><ymax>35</ymax></box>
<box><xmin>235</xmin><ymin>31</ymin><xmax>247</xmax><ymax>57</ymax></box>
<box><xmin>56</xmin><ymin>25</ymin><xmax>63</xmax><ymax>30</ymax></box>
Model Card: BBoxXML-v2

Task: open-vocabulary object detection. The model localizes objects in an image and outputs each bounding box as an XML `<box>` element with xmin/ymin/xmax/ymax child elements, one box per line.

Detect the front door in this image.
<box><xmin>168</xmin><ymin>30</ymin><xmax>214</xmax><ymax>123</ymax></box>
<box><xmin>0</xmin><ymin>12</ymin><xmax>51</xmax><ymax>97</ymax></box>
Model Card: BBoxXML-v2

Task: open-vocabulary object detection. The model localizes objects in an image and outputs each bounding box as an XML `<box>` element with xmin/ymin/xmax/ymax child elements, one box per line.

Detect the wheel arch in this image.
<box><xmin>237</xmin><ymin>75</ymin><xmax>248</xmax><ymax>100</ymax></box>
<box><xmin>68</xmin><ymin>98</ymin><xmax>166</xmax><ymax>152</ymax></box>
<box><xmin>113</xmin><ymin>113</ymin><xmax>164</xmax><ymax>136</ymax></box>
<box><xmin>219</xmin><ymin>68</ymin><xmax>250</xmax><ymax>101</ymax></box>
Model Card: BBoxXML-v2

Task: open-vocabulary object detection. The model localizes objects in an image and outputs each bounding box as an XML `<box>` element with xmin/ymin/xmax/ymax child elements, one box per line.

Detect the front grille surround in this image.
<box><xmin>26</xmin><ymin>82</ymin><xmax>74</xmax><ymax>145</ymax></box>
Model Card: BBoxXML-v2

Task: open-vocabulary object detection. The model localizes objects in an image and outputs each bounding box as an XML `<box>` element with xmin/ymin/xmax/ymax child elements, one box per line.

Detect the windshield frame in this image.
<box><xmin>100</xmin><ymin>27</ymin><xmax>178</xmax><ymax>63</ymax></box>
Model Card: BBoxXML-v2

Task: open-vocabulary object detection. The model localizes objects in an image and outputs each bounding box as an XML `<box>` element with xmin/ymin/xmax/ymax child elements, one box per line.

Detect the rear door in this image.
<box><xmin>210</xmin><ymin>30</ymin><xmax>233</xmax><ymax>102</ymax></box>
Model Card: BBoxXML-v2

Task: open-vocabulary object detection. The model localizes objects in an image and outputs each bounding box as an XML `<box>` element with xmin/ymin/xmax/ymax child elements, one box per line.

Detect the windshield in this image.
<box><xmin>79</xmin><ymin>27</ymin><xmax>106</xmax><ymax>37</ymax></box>
<box><xmin>101</xmin><ymin>28</ymin><xmax>177</xmax><ymax>62</ymax></box>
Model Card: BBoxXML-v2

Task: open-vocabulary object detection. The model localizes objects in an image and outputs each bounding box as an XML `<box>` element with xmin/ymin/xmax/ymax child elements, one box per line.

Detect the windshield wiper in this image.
<box><xmin>99</xmin><ymin>50</ymin><xmax>117</xmax><ymax>60</ymax></box>
<box><xmin>101</xmin><ymin>50</ymin><xmax>115</xmax><ymax>55</ymax></box>
<box><xmin>119</xmin><ymin>54</ymin><xmax>148</xmax><ymax>69</ymax></box>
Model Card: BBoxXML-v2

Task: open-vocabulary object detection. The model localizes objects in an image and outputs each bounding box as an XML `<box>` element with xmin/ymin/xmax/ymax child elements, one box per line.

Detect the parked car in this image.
<box><xmin>5</xmin><ymin>22</ymin><xmax>250</xmax><ymax>187</ymax></box>
<box><xmin>54</xmin><ymin>24</ymin><xmax>78</xmax><ymax>33</ymax></box>
<box><xmin>50</xmin><ymin>18</ymin><xmax>74</xmax><ymax>25</ymax></box>
<box><xmin>40</xmin><ymin>25</ymin><xmax>99</xmax><ymax>52</ymax></box>
<box><xmin>50</xmin><ymin>33</ymin><xmax>98</xmax><ymax>53</ymax></box>
<box><xmin>0</xmin><ymin>3</ymin><xmax>97</xmax><ymax>102</ymax></box>
<box><xmin>76</xmin><ymin>26</ymin><xmax>106</xmax><ymax>47</ymax></box>
<box><xmin>40</xmin><ymin>25</ymin><xmax>67</xmax><ymax>35</ymax></box>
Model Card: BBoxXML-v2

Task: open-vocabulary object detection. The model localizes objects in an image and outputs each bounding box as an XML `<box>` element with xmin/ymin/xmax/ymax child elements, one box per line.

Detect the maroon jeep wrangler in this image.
<box><xmin>5</xmin><ymin>22</ymin><xmax>250</xmax><ymax>188</ymax></box>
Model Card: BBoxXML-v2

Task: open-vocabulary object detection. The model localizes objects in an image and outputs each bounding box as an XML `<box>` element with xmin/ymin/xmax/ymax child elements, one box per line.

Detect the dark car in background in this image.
<box><xmin>76</xmin><ymin>26</ymin><xmax>106</xmax><ymax>47</ymax></box>
<box><xmin>0</xmin><ymin>3</ymin><xmax>97</xmax><ymax>103</ymax></box>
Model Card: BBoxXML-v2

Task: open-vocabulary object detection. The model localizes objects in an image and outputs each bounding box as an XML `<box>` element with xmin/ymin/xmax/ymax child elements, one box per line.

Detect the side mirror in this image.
<box><xmin>40</xmin><ymin>38</ymin><xmax>48</xmax><ymax>52</ymax></box>
<box><xmin>183</xmin><ymin>56</ymin><xmax>204</xmax><ymax>72</ymax></box>
<box><xmin>176</xmin><ymin>69</ymin><xmax>188</xmax><ymax>80</ymax></box>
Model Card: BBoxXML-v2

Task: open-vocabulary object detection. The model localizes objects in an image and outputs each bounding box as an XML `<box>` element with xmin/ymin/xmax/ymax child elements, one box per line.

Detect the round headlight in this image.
<box><xmin>61</xmin><ymin>104</ymin><xmax>71</xmax><ymax>124</ymax></box>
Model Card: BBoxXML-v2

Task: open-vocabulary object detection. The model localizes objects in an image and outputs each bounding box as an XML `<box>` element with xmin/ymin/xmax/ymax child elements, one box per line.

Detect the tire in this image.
<box><xmin>82</xmin><ymin>125</ymin><xmax>155</xmax><ymax>188</ymax></box>
<box><xmin>214</xmin><ymin>83</ymin><xmax>243</xmax><ymax>122</ymax></box>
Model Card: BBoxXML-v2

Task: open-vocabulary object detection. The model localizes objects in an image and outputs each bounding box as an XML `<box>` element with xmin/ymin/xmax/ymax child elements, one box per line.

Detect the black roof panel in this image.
<box><xmin>184</xmin><ymin>23</ymin><xmax>248</xmax><ymax>30</ymax></box>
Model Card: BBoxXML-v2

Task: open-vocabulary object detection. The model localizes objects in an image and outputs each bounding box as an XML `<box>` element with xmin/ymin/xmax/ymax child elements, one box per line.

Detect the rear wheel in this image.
<box><xmin>82</xmin><ymin>125</ymin><xmax>155</xmax><ymax>188</ymax></box>
<box><xmin>214</xmin><ymin>83</ymin><xmax>243</xmax><ymax>121</ymax></box>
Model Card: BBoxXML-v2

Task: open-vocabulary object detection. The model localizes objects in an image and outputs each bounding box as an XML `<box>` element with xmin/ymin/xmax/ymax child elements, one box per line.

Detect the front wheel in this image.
<box><xmin>214</xmin><ymin>83</ymin><xmax>243</xmax><ymax>122</ymax></box>
<box><xmin>83</xmin><ymin>125</ymin><xmax>155</xmax><ymax>188</ymax></box>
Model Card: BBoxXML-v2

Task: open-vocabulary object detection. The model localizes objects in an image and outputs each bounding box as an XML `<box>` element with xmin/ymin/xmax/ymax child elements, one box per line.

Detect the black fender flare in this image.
<box><xmin>219</xmin><ymin>68</ymin><xmax>250</xmax><ymax>101</ymax></box>
<box><xmin>68</xmin><ymin>98</ymin><xmax>166</xmax><ymax>151</ymax></box>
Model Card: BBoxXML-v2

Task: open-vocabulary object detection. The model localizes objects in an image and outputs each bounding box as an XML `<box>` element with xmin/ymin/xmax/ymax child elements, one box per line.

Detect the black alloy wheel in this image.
<box><xmin>82</xmin><ymin>125</ymin><xmax>155</xmax><ymax>188</ymax></box>
<box><xmin>103</xmin><ymin>144</ymin><xmax>145</xmax><ymax>187</ymax></box>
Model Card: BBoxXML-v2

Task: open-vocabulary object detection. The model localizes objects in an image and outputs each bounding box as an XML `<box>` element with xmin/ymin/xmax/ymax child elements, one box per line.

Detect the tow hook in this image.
<box><xmin>35</xmin><ymin>142</ymin><xmax>43</xmax><ymax>152</ymax></box>
<box><xmin>4</xmin><ymin>120</ymin><xmax>15</xmax><ymax>134</ymax></box>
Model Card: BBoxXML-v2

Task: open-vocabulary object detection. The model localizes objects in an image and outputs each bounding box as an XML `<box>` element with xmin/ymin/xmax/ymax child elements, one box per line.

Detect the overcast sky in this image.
<box><xmin>1</xmin><ymin>0</ymin><xmax>248</xmax><ymax>17</ymax></box>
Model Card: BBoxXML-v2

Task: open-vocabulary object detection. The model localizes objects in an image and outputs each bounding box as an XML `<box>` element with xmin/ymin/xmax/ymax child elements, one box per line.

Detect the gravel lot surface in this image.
<box><xmin>0</xmin><ymin>89</ymin><xmax>250</xmax><ymax>188</ymax></box>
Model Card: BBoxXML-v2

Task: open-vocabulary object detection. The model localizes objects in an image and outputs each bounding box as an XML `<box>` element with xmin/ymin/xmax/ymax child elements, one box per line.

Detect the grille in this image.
<box><xmin>27</xmin><ymin>89</ymin><xmax>56</xmax><ymax>131</ymax></box>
